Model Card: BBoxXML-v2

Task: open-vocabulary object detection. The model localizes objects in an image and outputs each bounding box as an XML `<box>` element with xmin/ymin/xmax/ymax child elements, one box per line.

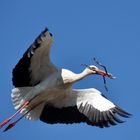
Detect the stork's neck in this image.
<box><xmin>61</xmin><ymin>69</ymin><xmax>91</xmax><ymax>84</ymax></box>
<box><xmin>73</xmin><ymin>69</ymin><xmax>91</xmax><ymax>82</ymax></box>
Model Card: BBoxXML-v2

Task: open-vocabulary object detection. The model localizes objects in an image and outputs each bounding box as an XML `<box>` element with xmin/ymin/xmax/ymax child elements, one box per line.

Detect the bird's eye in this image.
<box><xmin>89</xmin><ymin>67</ymin><xmax>96</xmax><ymax>71</ymax></box>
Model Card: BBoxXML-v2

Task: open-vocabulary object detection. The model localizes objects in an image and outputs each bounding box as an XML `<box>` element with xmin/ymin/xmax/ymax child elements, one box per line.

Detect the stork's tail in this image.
<box><xmin>11</xmin><ymin>87</ymin><xmax>32</xmax><ymax>110</ymax></box>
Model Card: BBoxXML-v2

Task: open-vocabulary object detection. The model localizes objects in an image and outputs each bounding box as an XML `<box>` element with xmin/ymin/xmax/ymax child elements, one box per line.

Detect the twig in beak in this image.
<box><xmin>93</xmin><ymin>58</ymin><xmax>110</xmax><ymax>91</ymax></box>
<box><xmin>81</xmin><ymin>64</ymin><xmax>89</xmax><ymax>68</ymax></box>
<box><xmin>93</xmin><ymin>58</ymin><xmax>108</xmax><ymax>75</ymax></box>
<box><xmin>103</xmin><ymin>76</ymin><xmax>108</xmax><ymax>91</ymax></box>
<box><xmin>93</xmin><ymin>58</ymin><xmax>116</xmax><ymax>79</ymax></box>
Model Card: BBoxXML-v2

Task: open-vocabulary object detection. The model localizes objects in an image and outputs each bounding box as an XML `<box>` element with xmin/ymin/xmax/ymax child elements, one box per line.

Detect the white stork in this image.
<box><xmin>0</xmin><ymin>28</ymin><xmax>130</xmax><ymax>131</ymax></box>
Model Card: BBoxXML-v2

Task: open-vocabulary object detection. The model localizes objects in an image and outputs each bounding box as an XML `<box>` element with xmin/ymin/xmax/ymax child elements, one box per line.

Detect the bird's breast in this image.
<box><xmin>61</xmin><ymin>69</ymin><xmax>76</xmax><ymax>84</ymax></box>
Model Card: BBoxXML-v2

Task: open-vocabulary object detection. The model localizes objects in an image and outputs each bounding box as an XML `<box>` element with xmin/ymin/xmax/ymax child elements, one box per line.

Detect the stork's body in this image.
<box><xmin>12</xmin><ymin>68</ymin><xmax>101</xmax><ymax>121</ymax></box>
<box><xmin>0</xmin><ymin>28</ymin><xmax>130</xmax><ymax>131</ymax></box>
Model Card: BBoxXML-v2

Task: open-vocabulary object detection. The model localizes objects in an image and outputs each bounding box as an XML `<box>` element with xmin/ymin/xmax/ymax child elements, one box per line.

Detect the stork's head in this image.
<box><xmin>83</xmin><ymin>65</ymin><xmax>115</xmax><ymax>79</ymax></box>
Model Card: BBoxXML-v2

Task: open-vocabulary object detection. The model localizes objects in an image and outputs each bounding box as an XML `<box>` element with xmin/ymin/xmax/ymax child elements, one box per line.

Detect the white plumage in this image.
<box><xmin>0</xmin><ymin>28</ymin><xmax>130</xmax><ymax>131</ymax></box>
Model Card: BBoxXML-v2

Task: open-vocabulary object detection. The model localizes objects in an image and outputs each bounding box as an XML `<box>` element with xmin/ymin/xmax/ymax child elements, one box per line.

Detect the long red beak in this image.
<box><xmin>96</xmin><ymin>69</ymin><xmax>115</xmax><ymax>79</ymax></box>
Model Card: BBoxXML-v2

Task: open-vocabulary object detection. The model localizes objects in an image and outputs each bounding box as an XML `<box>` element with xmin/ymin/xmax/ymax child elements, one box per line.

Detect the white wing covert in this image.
<box><xmin>75</xmin><ymin>88</ymin><xmax>130</xmax><ymax>127</ymax></box>
<box><xmin>40</xmin><ymin>88</ymin><xmax>130</xmax><ymax>128</ymax></box>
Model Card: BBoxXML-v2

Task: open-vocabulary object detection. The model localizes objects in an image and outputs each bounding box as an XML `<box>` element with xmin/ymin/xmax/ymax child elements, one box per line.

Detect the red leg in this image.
<box><xmin>0</xmin><ymin>101</ymin><xmax>29</xmax><ymax>128</ymax></box>
<box><xmin>3</xmin><ymin>101</ymin><xmax>43</xmax><ymax>132</ymax></box>
<box><xmin>0</xmin><ymin>94</ymin><xmax>40</xmax><ymax>129</ymax></box>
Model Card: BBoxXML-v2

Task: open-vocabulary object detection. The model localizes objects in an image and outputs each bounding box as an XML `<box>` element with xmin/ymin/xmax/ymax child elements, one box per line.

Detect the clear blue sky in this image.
<box><xmin>0</xmin><ymin>0</ymin><xmax>139</xmax><ymax>139</ymax></box>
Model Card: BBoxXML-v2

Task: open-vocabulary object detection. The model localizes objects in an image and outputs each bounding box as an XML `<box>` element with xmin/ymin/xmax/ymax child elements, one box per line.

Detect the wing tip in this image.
<box><xmin>42</xmin><ymin>27</ymin><xmax>53</xmax><ymax>36</ymax></box>
<box><xmin>81</xmin><ymin>104</ymin><xmax>131</xmax><ymax>128</ymax></box>
<box><xmin>113</xmin><ymin>106</ymin><xmax>132</xmax><ymax>118</ymax></box>
<box><xmin>12</xmin><ymin>27</ymin><xmax>53</xmax><ymax>87</ymax></box>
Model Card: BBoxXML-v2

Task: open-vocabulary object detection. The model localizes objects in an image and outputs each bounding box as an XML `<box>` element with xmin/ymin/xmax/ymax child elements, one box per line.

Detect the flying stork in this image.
<box><xmin>0</xmin><ymin>28</ymin><xmax>130</xmax><ymax>131</ymax></box>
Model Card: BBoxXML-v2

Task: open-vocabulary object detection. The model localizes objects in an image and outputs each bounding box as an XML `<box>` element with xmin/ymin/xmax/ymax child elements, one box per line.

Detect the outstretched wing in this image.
<box><xmin>12</xmin><ymin>28</ymin><xmax>58</xmax><ymax>87</ymax></box>
<box><xmin>40</xmin><ymin>88</ymin><xmax>130</xmax><ymax>128</ymax></box>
